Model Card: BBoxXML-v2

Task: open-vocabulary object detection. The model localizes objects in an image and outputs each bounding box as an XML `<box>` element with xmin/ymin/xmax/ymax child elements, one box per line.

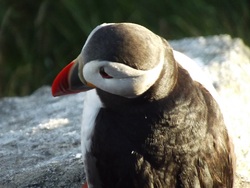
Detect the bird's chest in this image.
<box><xmin>86</xmin><ymin>103</ymin><xmax>207</xmax><ymax>188</ymax></box>
<box><xmin>89</xmin><ymin>109</ymin><xmax>180</xmax><ymax>185</ymax></box>
<box><xmin>92</xmin><ymin>108</ymin><xmax>165</xmax><ymax>159</ymax></box>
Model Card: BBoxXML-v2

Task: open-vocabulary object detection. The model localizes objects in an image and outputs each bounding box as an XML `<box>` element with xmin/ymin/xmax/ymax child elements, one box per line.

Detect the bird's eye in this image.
<box><xmin>99</xmin><ymin>67</ymin><xmax>113</xmax><ymax>79</ymax></box>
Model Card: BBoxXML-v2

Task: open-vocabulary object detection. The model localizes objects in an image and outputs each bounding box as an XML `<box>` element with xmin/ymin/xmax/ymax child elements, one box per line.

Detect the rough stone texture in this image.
<box><xmin>0</xmin><ymin>88</ymin><xmax>85</xmax><ymax>187</ymax></box>
<box><xmin>1</xmin><ymin>35</ymin><xmax>249</xmax><ymax>187</ymax></box>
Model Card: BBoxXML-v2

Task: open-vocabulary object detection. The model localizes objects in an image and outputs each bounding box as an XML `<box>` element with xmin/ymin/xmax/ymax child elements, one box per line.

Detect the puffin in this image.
<box><xmin>51</xmin><ymin>23</ymin><xmax>235</xmax><ymax>188</ymax></box>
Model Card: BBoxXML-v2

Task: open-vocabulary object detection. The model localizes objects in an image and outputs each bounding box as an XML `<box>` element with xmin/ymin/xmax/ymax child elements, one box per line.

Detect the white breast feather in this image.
<box><xmin>81</xmin><ymin>89</ymin><xmax>103</xmax><ymax>159</ymax></box>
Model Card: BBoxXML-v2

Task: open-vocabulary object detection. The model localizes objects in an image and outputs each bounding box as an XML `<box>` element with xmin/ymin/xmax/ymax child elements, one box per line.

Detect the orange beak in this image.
<box><xmin>51</xmin><ymin>59</ymin><xmax>95</xmax><ymax>97</ymax></box>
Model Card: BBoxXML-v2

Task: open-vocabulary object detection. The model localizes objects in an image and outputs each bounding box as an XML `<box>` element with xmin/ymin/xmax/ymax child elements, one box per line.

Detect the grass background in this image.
<box><xmin>0</xmin><ymin>0</ymin><xmax>249</xmax><ymax>97</ymax></box>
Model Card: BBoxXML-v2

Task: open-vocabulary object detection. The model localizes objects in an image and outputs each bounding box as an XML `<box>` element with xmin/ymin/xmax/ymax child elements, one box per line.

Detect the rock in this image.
<box><xmin>1</xmin><ymin>35</ymin><xmax>250</xmax><ymax>187</ymax></box>
<box><xmin>0</xmin><ymin>88</ymin><xmax>86</xmax><ymax>187</ymax></box>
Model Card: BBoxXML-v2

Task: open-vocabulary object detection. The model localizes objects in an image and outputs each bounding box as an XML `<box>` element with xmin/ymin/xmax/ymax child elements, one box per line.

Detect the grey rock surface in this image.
<box><xmin>0</xmin><ymin>89</ymin><xmax>85</xmax><ymax>187</ymax></box>
<box><xmin>1</xmin><ymin>35</ymin><xmax>250</xmax><ymax>187</ymax></box>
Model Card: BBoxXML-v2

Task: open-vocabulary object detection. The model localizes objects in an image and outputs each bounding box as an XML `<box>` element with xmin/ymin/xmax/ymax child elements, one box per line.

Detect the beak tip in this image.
<box><xmin>51</xmin><ymin>87</ymin><xmax>59</xmax><ymax>97</ymax></box>
<box><xmin>51</xmin><ymin>77</ymin><xmax>62</xmax><ymax>97</ymax></box>
<box><xmin>51</xmin><ymin>75</ymin><xmax>69</xmax><ymax>97</ymax></box>
<box><xmin>51</xmin><ymin>61</ymin><xmax>75</xmax><ymax>97</ymax></box>
<box><xmin>51</xmin><ymin>83</ymin><xmax>61</xmax><ymax>97</ymax></box>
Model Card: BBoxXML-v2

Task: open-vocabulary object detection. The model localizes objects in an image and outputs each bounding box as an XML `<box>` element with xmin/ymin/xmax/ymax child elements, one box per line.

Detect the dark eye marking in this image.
<box><xmin>99</xmin><ymin>67</ymin><xmax>113</xmax><ymax>79</ymax></box>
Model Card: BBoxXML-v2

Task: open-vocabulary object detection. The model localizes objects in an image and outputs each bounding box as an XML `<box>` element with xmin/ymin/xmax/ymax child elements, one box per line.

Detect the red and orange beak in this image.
<box><xmin>51</xmin><ymin>59</ymin><xmax>95</xmax><ymax>97</ymax></box>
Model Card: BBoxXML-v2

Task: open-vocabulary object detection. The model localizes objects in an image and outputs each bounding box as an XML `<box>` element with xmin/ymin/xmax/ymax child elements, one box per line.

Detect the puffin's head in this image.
<box><xmin>52</xmin><ymin>23</ymin><xmax>175</xmax><ymax>98</ymax></box>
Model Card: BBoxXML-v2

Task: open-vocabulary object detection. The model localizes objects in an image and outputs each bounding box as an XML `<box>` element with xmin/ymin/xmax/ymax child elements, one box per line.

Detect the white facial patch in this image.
<box><xmin>82</xmin><ymin>59</ymin><xmax>164</xmax><ymax>98</ymax></box>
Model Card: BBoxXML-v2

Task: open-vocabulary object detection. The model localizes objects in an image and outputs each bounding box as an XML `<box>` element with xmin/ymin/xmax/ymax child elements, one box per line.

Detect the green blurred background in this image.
<box><xmin>0</xmin><ymin>0</ymin><xmax>249</xmax><ymax>97</ymax></box>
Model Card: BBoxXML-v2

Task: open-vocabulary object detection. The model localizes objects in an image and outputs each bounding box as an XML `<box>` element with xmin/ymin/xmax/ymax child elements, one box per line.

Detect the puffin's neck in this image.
<box><xmin>144</xmin><ymin>58</ymin><xmax>178</xmax><ymax>101</ymax></box>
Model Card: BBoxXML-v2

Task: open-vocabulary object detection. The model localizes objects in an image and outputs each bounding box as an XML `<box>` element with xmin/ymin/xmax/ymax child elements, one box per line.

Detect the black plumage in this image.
<box><xmin>86</xmin><ymin>43</ymin><xmax>235</xmax><ymax>187</ymax></box>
